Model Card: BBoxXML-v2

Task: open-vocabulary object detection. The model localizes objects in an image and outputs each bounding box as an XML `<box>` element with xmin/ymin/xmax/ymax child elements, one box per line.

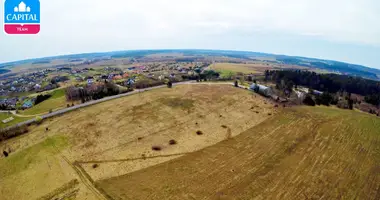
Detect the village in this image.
<box><xmin>0</xmin><ymin>61</ymin><xmax>208</xmax><ymax>112</ymax></box>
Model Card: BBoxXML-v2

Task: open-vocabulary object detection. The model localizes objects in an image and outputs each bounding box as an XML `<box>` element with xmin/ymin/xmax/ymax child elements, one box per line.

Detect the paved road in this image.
<box><xmin>2</xmin><ymin>81</ymin><xmax>196</xmax><ymax>130</ymax></box>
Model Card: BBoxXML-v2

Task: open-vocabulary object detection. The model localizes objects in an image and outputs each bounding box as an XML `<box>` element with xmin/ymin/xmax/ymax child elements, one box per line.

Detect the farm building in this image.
<box><xmin>250</xmin><ymin>83</ymin><xmax>272</xmax><ymax>97</ymax></box>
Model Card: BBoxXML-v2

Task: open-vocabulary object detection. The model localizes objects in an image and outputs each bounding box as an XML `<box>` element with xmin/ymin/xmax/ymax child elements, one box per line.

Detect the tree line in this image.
<box><xmin>265</xmin><ymin>70</ymin><xmax>380</xmax><ymax>106</ymax></box>
<box><xmin>65</xmin><ymin>81</ymin><xmax>130</xmax><ymax>103</ymax></box>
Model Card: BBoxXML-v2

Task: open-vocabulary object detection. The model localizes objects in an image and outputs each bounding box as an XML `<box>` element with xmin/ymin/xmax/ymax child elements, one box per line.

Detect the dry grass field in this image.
<box><xmin>1</xmin><ymin>83</ymin><xmax>379</xmax><ymax>200</ymax></box>
<box><xmin>209</xmin><ymin>63</ymin><xmax>263</xmax><ymax>74</ymax></box>
<box><xmin>98</xmin><ymin>106</ymin><xmax>380</xmax><ymax>200</ymax></box>
<box><xmin>208</xmin><ymin>62</ymin><xmax>309</xmax><ymax>75</ymax></box>
<box><xmin>0</xmin><ymin>84</ymin><xmax>274</xmax><ymax>200</ymax></box>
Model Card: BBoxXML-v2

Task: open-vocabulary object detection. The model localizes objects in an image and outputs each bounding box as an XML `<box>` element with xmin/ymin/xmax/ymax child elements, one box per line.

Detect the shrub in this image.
<box><xmin>303</xmin><ymin>95</ymin><xmax>316</xmax><ymax>106</ymax></box>
<box><xmin>92</xmin><ymin>164</ymin><xmax>99</xmax><ymax>168</ymax></box>
<box><xmin>234</xmin><ymin>80</ymin><xmax>238</xmax><ymax>87</ymax></box>
<box><xmin>3</xmin><ymin>151</ymin><xmax>8</xmax><ymax>157</ymax></box>
<box><xmin>221</xmin><ymin>125</ymin><xmax>227</xmax><ymax>129</ymax></box>
<box><xmin>35</xmin><ymin>94</ymin><xmax>52</xmax><ymax>105</ymax></box>
<box><xmin>169</xmin><ymin>139</ymin><xmax>177</xmax><ymax>145</ymax></box>
<box><xmin>0</xmin><ymin>125</ymin><xmax>29</xmax><ymax>142</ymax></box>
<box><xmin>35</xmin><ymin>116</ymin><xmax>43</xmax><ymax>125</ymax></box>
<box><xmin>152</xmin><ymin>146</ymin><xmax>162</xmax><ymax>151</ymax></box>
<box><xmin>167</xmin><ymin>81</ymin><xmax>173</xmax><ymax>88</ymax></box>
<box><xmin>67</xmin><ymin>104</ymin><xmax>70</xmax><ymax>108</ymax></box>
<box><xmin>196</xmin><ymin>130</ymin><xmax>203</xmax><ymax>135</ymax></box>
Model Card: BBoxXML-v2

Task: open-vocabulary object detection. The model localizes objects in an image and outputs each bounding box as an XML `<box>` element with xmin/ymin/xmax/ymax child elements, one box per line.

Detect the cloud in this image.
<box><xmin>0</xmin><ymin>0</ymin><xmax>379</xmax><ymax>66</ymax></box>
<box><xmin>35</xmin><ymin>0</ymin><xmax>379</xmax><ymax>44</ymax></box>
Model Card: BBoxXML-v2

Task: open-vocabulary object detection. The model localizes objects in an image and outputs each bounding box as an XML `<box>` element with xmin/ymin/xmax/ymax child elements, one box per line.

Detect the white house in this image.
<box><xmin>87</xmin><ymin>78</ymin><xmax>94</xmax><ymax>84</ymax></box>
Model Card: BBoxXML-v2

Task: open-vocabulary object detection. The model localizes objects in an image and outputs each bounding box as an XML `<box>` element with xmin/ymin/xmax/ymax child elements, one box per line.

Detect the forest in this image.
<box><xmin>265</xmin><ymin>70</ymin><xmax>380</xmax><ymax>106</ymax></box>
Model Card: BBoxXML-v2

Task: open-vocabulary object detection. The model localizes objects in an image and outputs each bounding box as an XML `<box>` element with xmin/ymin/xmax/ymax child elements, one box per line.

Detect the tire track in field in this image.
<box><xmin>77</xmin><ymin>152</ymin><xmax>189</xmax><ymax>164</ymax></box>
<box><xmin>51</xmin><ymin>143</ymin><xmax>110</xmax><ymax>200</ymax></box>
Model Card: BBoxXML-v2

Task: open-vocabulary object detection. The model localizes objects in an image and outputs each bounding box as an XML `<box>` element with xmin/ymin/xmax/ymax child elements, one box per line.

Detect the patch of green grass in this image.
<box><xmin>0</xmin><ymin>135</ymin><xmax>68</xmax><ymax>178</ymax></box>
<box><xmin>20</xmin><ymin>88</ymin><xmax>67</xmax><ymax>115</ymax></box>
<box><xmin>50</xmin><ymin>88</ymin><xmax>65</xmax><ymax>99</ymax></box>
<box><xmin>0</xmin><ymin>113</ymin><xmax>32</xmax><ymax>128</ymax></box>
<box><xmin>218</xmin><ymin>70</ymin><xmax>236</xmax><ymax>79</ymax></box>
<box><xmin>21</xmin><ymin>96</ymin><xmax>66</xmax><ymax>115</ymax></box>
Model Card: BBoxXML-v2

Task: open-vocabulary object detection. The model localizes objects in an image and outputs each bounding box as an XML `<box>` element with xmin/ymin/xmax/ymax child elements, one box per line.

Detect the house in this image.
<box><xmin>34</xmin><ymin>84</ymin><xmax>41</xmax><ymax>90</ymax></box>
<box><xmin>87</xmin><ymin>78</ymin><xmax>94</xmax><ymax>84</ymax></box>
<box><xmin>113</xmin><ymin>75</ymin><xmax>122</xmax><ymax>80</ymax></box>
<box><xmin>122</xmin><ymin>73</ymin><xmax>129</xmax><ymax>78</ymax></box>
<box><xmin>22</xmin><ymin>100</ymin><xmax>33</xmax><ymax>109</ymax></box>
<box><xmin>125</xmin><ymin>78</ymin><xmax>135</xmax><ymax>86</ymax></box>
<box><xmin>250</xmin><ymin>83</ymin><xmax>272</xmax><ymax>97</ymax></box>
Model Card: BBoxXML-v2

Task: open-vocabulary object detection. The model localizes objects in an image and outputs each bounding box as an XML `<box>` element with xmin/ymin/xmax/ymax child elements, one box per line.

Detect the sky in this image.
<box><xmin>1</xmin><ymin>0</ymin><xmax>380</xmax><ymax>68</ymax></box>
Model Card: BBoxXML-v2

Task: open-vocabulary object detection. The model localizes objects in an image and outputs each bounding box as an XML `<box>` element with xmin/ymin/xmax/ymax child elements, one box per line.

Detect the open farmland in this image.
<box><xmin>98</xmin><ymin>106</ymin><xmax>380</xmax><ymax>200</ymax></box>
<box><xmin>208</xmin><ymin>62</ymin><xmax>308</xmax><ymax>75</ymax></box>
<box><xmin>0</xmin><ymin>84</ymin><xmax>274</xmax><ymax>200</ymax></box>
<box><xmin>209</xmin><ymin>63</ymin><xmax>263</xmax><ymax>74</ymax></box>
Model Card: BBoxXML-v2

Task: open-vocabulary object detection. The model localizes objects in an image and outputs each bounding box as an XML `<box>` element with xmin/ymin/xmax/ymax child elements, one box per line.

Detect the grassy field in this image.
<box><xmin>0</xmin><ymin>84</ymin><xmax>274</xmax><ymax>200</ymax></box>
<box><xmin>209</xmin><ymin>63</ymin><xmax>267</xmax><ymax>74</ymax></box>
<box><xmin>98</xmin><ymin>106</ymin><xmax>380</xmax><ymax>200</ymax></box>
<box><xmin>1</xmin><ymin>84</ymin><xmax>379</xmax><ymax>200</ymax></box>
<box><xmin>0</xmin><ymin>113</ymin><xmax>33</xmax><ymax>128</ymax></box>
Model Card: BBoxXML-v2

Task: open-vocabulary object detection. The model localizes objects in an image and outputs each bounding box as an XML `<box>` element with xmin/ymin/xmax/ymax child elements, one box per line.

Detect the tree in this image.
<box><xmin>303</xmin><ymin>95</ymin><xmax>316</xmax><ymax>106</ymax></box>
<box><xmin>348</xmin><ymin>98</ymin><xmax>354</xmax><ymax>110</ymax></box>
<box><xmin>167</xmin><ymin>81</ymin><xmax>172</xmax><ymax>88</ymax></box>
<box><xmin>35</xmin><ymin>116</ymin><xmax>43</xmax><ymax>125</ymax></box>
<box><xmin>35</xmin><ymin>94</ymin><xmax>52</xmax><ymax>105</ymax></box>
<box><xmin>264</xmin><ymin>70</ymin><xmax>270</xmax><ymax>82</ymax></box>
<box><xmin>315</xmin><ymin>92</ymin><xmax>334</xmax><ymax>106</ymax></box>
<box><xmin>234</xmin><ymin>80</ymin><xmax>239</xmax><ymax>87</ymax></box>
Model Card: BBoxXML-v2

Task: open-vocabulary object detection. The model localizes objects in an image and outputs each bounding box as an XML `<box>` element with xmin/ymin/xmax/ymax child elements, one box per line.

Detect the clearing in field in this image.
<box><xmin>0</xmin><ymin>84</ymin><xmax>274</xmax><ymax>200</ymax></box>
<box><xmin>98</xmin><ymin>106</ymin><xmax>380</xmax><ymax>200</ymax></box>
